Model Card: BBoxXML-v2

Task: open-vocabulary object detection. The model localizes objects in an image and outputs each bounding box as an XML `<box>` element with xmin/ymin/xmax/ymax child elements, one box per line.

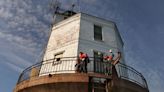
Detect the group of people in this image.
<box><xmin>75</xmin><ymin>50</ymin><xmax>121</xmax><ymax>75</ymax></box>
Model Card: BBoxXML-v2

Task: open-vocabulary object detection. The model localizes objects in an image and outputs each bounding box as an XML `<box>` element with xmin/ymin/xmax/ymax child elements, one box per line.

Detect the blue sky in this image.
<box><xmin>0</xmin><ymin>0</ymin><xmax>164</xmax><ymax>92</ymax></box>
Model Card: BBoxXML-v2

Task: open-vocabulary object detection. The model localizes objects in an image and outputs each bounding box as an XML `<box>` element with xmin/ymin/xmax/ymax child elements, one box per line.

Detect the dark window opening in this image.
<box><xmin>94</xmin><ymin>25</ymin><xmax>102</xmax><ymax>41</ymax></box>
<box><xmin>64</xmin><ymin>17</ymin><xmax>68</xmax><ymax>19</ymax></box>
<box><xmin>53</xmin><ymin>52</ymin><xmax>63</xmax><ymax>65</ymax></box>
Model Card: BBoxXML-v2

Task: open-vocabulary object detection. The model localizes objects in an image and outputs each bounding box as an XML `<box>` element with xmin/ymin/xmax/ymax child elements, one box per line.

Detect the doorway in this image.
<box><xmin>93</xmin><ymin>51</ymin><xmax>104</xmax><ymax>73</ymax></box>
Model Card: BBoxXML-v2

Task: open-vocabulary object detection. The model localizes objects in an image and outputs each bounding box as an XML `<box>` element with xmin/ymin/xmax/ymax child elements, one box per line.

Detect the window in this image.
<box><xmin>53</xmin><ymin>52</ymin><xmax>64</xmax><ymax>65</ymax></box>
<box><xmin>94</xmin><ymin>25</ymin><xmax>102</xmax><ymax>41</ymax></box>
<box><xmin>64</xmin><ymin>16</ymin><xmax>68</xmax><ymax>19</ymax></box>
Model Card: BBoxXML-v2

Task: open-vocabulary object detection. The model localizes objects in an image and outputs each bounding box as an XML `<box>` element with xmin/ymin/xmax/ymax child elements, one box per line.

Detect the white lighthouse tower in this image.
<box><xmin>39</xmin><ymin>10</ymin><xmax>124</xmax><ymax>75</ymax></box>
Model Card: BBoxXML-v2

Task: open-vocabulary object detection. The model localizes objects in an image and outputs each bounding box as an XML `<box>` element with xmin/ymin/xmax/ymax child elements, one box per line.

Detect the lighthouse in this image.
<box><xmin>14</xmin><ymin>3</ymin><xmax>149</xmax><ymax>92</ymax></box>
<box><xmin>39</xmin><ymin>11</ymin><xmax>124</xmax><ymax>76</ymax></box>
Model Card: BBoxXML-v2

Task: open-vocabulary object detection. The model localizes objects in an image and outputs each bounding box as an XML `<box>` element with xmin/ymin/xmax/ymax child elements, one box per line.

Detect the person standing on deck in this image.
<box><xmin>104</xmin><ymin>49</ymin><xmax>121</xmax><ymax>75</ymax></box>
<box><xmin>78</xmin><ymin>52</ymin><xmax>89</xmax><ymax>73</ymax></box>
<box><xmin>104</xmin><ymin>49</ymin><xmax>114</xmax><ymax>75</ymax></box>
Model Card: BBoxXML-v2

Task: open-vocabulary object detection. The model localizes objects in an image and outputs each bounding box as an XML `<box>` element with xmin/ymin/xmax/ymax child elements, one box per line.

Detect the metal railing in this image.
<box><xmin>117</xmin><ymin>63</ymin><xmax>148</xmax><ymax>88</ymax></box>
<box><xmin>17</xmin><ymin>57</ymin><xmax>108</xmax><ymax>83</ymax></box>
<box><xmin>17</xmin><ymin>57</ymin><xmax>148</xmax><ymax>89</ymax></box>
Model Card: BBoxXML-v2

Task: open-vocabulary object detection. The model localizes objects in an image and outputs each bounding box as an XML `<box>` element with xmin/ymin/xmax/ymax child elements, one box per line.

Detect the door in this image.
<box><xmin>89</xmin><ymin>77</ymin><xmax>107</xmax><ymax>92</ymax></box>
<box><xmin>93</xmin><ymin>51</ymin><xmax>104</xmax><ymax>73</ymax></box>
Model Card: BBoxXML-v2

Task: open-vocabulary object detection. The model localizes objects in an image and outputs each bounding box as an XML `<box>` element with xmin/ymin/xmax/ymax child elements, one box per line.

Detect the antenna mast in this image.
<box><xmin>49</xmin><ymin>0</ymin><xmax>61</xmax><ymax>25</ymax></box>
<box><xmin>77</xmin><ymin>0</ymin><xmax>81</xmax><ymax>13</ymax></box>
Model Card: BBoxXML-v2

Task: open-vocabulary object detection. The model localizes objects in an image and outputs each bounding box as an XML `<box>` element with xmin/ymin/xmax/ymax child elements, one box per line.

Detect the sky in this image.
<box><xmin>0</xmin><ymin>0</ymin><xmax>164</xmax><ymax>92</ymax></box>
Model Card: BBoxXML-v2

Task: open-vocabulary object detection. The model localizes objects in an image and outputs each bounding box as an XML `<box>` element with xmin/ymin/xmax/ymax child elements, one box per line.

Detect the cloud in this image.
<box><xmin>0</xmin><ymin>37</ymin><xmax>36</xmax><ymax>71</ymax></box>
<box><xmin>0</xmin><ymin>0</ymin><xmax>52</xmax><ymax>68</ymax></box>
<box><xmin>5</xmin><ymin>62</ymin><xmax>24</xmax><ymax>73</ymax></box>
<box><xmin>0</xmin><ymin>32</ymin><xmax>38</xmax><ymax>53</ymax></box>
<box><xmin>0</xmin><ymin>0</ymin><xmax>50</xmax><ymax>43</ymax></box>
<box><xmin>0</xmin><ymin>7</ymin><xmax>13</xmax><ymax>19</ymax></box>
<box><xmin>0</xmin><ymin>0</ymin><xmax>53</xmax><ymax>74</ymax></box>
<box><xmin>2</xmin><ymin>53</ymin><xmax>31</xmax><ymax>67</ymax></box>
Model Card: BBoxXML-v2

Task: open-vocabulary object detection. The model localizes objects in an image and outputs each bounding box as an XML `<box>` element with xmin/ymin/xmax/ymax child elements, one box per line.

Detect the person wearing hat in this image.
<box><xmin>104</xmin><ymin>49</ymin><xmax>121</xmax><ymax>75</ymax></box>
<box><xmin>104</xmin><ymin>49</ymin><xmax>114</xmax><ymax>61</ymax></box>
<box><xmin>104</xmin><ymin>49</ymin><xmax>114</xmax><ymax>75</ymax></box>
<box><xmin>104</xmin><ymin>49</ymin><xmax>121</xmax><ymax>65</ymax></box>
